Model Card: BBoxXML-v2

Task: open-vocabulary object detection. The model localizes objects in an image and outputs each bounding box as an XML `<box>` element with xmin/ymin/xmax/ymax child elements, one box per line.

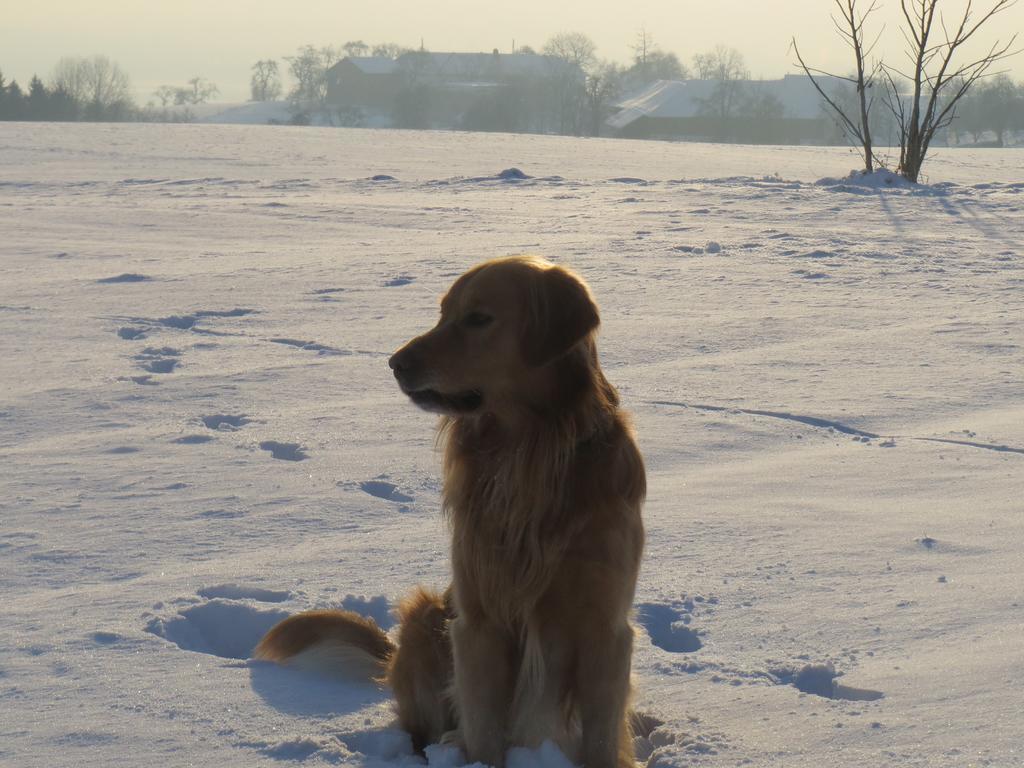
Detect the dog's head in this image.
<box><xmin>388</xmin><ymin>256</ymin><xmax>600</xmax><ymax>416</ymax></box>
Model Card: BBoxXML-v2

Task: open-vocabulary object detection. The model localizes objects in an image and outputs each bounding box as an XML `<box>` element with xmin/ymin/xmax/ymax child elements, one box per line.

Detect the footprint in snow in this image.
<box><xmin>173</xmin><ymin>434</ymin><xmax>214</xmax><ymax>445</ymax></box>
<box><xmin>259</xmin><ymin>441</ymin><xmax>309</xmax><ymax>461</ymax></box>
<box><xmin>636</xmin><ymin>602</ymin><xmax>703</xmax><ymax>653</ymax></box>
<box><xmin>633</xmin><ymin>719</ymin><xmax>727</xmax><ymax>763</ymax></box>
<box><xmin>359</xmin><ymin>479</ymin><xmax>414</xmax><ymax>503</ymax></box>
<box><xmin>134</xmin><ymin>346</ymin><xmax>181</xmax><ymax>374</ymax></box>
<box><xmin>160</xmin><ymin>315</ymin><xmax>198</xmax><ymax>330</ymax></box>
<box><xmin>91</xmin><ymin>631</ymin><xmax>123</xmax><ymax>645</ymax></box>
<box><xmin>268</xmin><ymin>337</ymin><xmax>345</xmax><ymax>355</ymax></box>
<box><xmin>144</xmin><ymin>587</ymin><xmax>391</xmax><ymax>662</ymax></box>
<box><xmin>197</xmin><ymin>584</ymin><xmax>292</xmax><ymax>602</ymax></box>
<box><xmin>159</xmin><ymin>308</ymin><xmax>256</xmax><ymax>331</ymax></box>
<box><xmin>97</xmin><ymin>273</ymin><xmax>151</xmax><ymax>284</ymax></box>
<box><xmin>775</xmin><ymin>663</ymin><xmax>884</xmax><ymax>701</ymax></box>
<box><xmin>309</xmin><ymin>287</ymin><xmax>346</xmax><ymax>302</ymax></box>
<box><xmin>202</xmin><ymin>414</ymin><xmax>250</xmax><ymax>430</ymax></box>
<box><xmin>145</xmin><ymin>599</ymin><xmax>291</xmax><ymax>659</ymax></box>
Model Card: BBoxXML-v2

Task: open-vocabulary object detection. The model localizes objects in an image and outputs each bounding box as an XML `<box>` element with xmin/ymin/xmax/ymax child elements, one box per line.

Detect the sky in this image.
<box><xmin>2</xmin><ymin>0</ymin><xmax>1023</xmax><ymax>102</ymax></box>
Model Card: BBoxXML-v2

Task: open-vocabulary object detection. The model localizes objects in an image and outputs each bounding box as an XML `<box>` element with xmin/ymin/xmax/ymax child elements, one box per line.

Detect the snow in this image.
<box><xmin>815</xmin><ymin>168</ymin><xmax>921</xmax><ymax>191</ymax></box>
<box><xmin>2</xmin><ymin>122</ymin><xmax>1023</xmax><ymax>768</ymax></box>
<box><xmin>193</xmin><ymin>100</ymin><xmax>293</xmax><ymax>125</ymax></box>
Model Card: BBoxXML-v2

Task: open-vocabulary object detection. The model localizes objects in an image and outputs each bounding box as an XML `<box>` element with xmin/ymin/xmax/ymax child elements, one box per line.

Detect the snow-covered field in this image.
<box><xmin>2</xmin><ymin>123</ymin><xmax>1023</xmax><ymax>768</ymax></box>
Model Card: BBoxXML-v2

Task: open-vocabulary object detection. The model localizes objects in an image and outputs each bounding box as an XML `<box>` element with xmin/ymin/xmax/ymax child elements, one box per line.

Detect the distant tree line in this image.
<box><xmin>0</xmin><ymin>56</ymin><xmax>132</xmax><ymax>121</ymax></box>
<box><xmin>267</xmin><ymin>31</ymin><xmax>1022</xmax><ymax>145</ymax></box>
<box><xmin>153</xmin><ymin>77</ymin><xmax>219</xmax><ymax>108</ymax></box>
<box><xmin>272</xmin><ymin>32</ymin><xmax>688</xmax><ymax>134</ymax></box>
<box><xmin>2</xmin><ymin>33</ymin><xmax>1021</xmax><ymax>151</ymax></box>
<box><xmin>0</xmin><ymin>55</ymin><xmax>218</xmax><ymax>122</ymax></box>
<box><xmin>952</xmin><ymin>74</ymin><xmax>1024</xmax><ymax>147</ymax></box>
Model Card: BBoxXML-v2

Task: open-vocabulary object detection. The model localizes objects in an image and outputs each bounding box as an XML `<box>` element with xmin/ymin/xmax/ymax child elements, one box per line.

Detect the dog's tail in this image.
<box><xmin>254</xmin><ymin>589</ymin><xmax>455</xmax><ymax>751</ymax></box>
<box><xmin>254</xmin><ymin>609</ymin><xmax>395</xmax><ymax>682</ymax></box>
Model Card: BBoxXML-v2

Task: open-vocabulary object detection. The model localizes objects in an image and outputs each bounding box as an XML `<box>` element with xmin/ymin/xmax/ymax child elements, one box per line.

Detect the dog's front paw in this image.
<box><xmin>425</xmin><ymin>739</ymin><xmax>467</xmax><ymax>768</ymax></box>
<box><xmin>438</xmin><ymin>729</ymin><xmax>463</xmax><ymax>747</ymax></box>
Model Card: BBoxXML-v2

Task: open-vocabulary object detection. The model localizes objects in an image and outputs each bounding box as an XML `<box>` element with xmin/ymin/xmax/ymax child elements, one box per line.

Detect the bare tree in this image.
<box><xmin>882</xmin><ymin>0</ymin><xmax>1019</xmax><ymax>182</ymax></box>
<box><xmin>52</xmin><ymin>58</ymin><xmax>89</xmax><ymax>104</ymax></box>
<box><xmin>250</xmin><ymin>59</ymin><xmax>282</xmax><ymax>101</ymax></box>
<box><xmin>371</xmin><ymin>42</ymin><xmax>407</xmax><ymax>59</ymax></box>
<box><xmin>286</xmin><ymin>45</ymin><xmax>340</xmax><ymax>112</ymax></box>
<box><xmin>625</xmin><ymin>30</ymin><xmax>687</xmax><ymax>89</ymax></box>
<box><xmin>153</xmin><ymin>85</ymin><xmax>177</xmax><ymax>108</ymax></box>
<box><xmin>692</xmin><ymin>46</ymin><xmax>750</xmax><ymax>139</ymax></box>
<box><xmin>692</xmin><ymin>50</ymin><xmax>717</xmax><ymax>79</ymax></box>
<box><xmin>544</xmin><ymin>32</ymin><xmax>597</xmax><ymax>71</ymax></box>
<box><xmin>52</xmin><ymin>55</ymin><xmax>133</xmax><ymax>120</ymax></box>
<box><xmin>793</xmin><ymin>0</ymin><xmax>884</xmax><ymax>173</ymax></box>
<box><xmin>692</xmin><ymin>45</ymin><xmax>748</xmax><ymax>83</ymax></box>
<box><xmin>543</xmin><ymin>32</ymin><xmax>597</xmax><ymax>134</ymax></box>
<box><xmin>84</xmin><ymin>56</ymin><xmax>133</xmax><ymax>118</ymax></box>
<box><xmin>632</xmin><ymin>27</ymin><xmax>654</xmax><ymax>70</ymax></box>
<box><xmin>182</xmin><ymin>77</ymin><xmax>218</xmax><ymax>105</ymax></box>
<box><xmin>961</xmin><ymin>73</ymin><xmax>1024</xmax><ymax>144</ymax></box>
<box><xmin>584</xmin><ymin>61</ymin><xmax>623</xmax><ymax>136</ymax></box>
<box><xmin>343</xmin><ymin>40</ymin><xmax>370</xmax><ymax>58</ymax></box>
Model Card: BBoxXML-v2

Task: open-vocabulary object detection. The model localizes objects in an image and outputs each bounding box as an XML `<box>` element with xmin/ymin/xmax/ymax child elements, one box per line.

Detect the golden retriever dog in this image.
<box><xmin>256</xmin><ymin>256</ymin><xmax>646</xmax><ymax>768</ymax></box>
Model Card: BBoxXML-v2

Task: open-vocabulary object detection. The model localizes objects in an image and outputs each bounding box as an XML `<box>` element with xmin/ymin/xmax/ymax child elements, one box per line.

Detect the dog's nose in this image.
<box><xmin>388</xmin><ymin>348</ymin><xmax>416</xmax><ymax>380</ymax></box>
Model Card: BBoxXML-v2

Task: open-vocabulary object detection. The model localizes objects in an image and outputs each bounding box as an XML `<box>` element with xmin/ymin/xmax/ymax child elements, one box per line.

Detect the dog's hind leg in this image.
<box><xmin>387</xmin><ymin>586</ymin><xmax>457</xmax><ymax>753</ymax></box>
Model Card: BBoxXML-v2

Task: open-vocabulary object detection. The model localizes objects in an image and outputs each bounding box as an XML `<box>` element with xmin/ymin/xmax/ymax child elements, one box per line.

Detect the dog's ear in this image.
<box><xmin>522</xmin><ymin>265</ymin><xmax>600</xmax><ymax>366</ymax></box>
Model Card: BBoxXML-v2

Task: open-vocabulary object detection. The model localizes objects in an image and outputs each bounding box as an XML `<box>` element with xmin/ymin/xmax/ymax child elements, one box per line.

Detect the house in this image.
<box><xmin>607</xmin><ymin>74</ymin><xmax>848</xmax><ymax>144</ymax></box>
<box><xmin>326</xmin><ymin>51</ymin><xmax>584</xmax><ymax>131</ymax></box>
<box><xmin>325</xmin><ymin>57</ymin><xmax>403</xmax><ymax>120</ymax></box>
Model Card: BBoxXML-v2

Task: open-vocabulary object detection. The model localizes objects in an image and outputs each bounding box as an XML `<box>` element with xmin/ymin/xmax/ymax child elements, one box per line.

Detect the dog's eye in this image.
<box><xmin>463</xmin><ymin>311</ymin><xmax>493</xmax><ymax>329</ymax></box>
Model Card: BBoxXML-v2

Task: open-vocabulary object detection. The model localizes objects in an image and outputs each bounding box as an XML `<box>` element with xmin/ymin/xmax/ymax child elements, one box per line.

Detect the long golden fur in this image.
<box><xmin>256</xmin><ymin>256</ymin><xmax>645</xmax><ymax>768</ymax></box>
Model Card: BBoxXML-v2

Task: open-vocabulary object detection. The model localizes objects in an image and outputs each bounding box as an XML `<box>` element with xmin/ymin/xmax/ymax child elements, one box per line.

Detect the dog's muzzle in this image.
<box><xmin>388</xmin><ymin>349</ymin><xmax>482</xmax><ymax>414</ymax></box>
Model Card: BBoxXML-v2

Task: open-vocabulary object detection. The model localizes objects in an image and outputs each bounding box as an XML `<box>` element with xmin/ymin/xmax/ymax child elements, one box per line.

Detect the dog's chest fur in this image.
<box><xmin>442</xmin><ymin>417</ymin><xmax>588</xmax><ymax>625</ymax></box>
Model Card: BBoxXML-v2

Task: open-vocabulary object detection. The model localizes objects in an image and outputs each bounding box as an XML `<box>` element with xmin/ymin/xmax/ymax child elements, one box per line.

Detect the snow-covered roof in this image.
<box><xmin>408</xmin><ymin>52</ymin><xmax>570</xmax><ymax>78</ymax></box>
<box><xmin>342</xmin><ymin>57</ymin><xmax>400</xmax><ymax>75</ymax></box>
<box><xmin>334</xmin><ymin>52</ymin><xmax>579</xmax><ymax>82</ymax></box>
<box><xmin>608</xmin><ymin>74</ymin><xmax>848</xmax><ymax>129</ymax></box>
<box><xmin>607</xmin><ymin>80</ymin><xmax>715</xmax><ymax>129</ymax></box>
<box><xmin>770</xmin><ymin>74</ymin><xmax>848</xmax><ymax>119</ymax></box>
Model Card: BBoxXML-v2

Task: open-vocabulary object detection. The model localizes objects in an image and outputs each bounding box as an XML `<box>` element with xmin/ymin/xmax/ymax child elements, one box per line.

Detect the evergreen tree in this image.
<box><xmin>5</xmin><ymin>79</ymin><xmax>26</xmax><ymax>120</ymax></box>
<box><xmin>0</xmin><ymin>69</ymin><xmax>9</xmax><ymax>120</ymax></box>
<box><xmin>48</xmin><ymin>85</ymin><xmax>79</xmax><ymax>121</ymax></box>
<box><xmin>27</xmin><ymin>75</ymin><xmax>49</xmax><ymax>120</ymax></box>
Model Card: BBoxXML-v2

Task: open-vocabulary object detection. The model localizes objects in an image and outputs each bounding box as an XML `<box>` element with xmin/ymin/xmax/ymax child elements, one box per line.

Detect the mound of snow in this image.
<box><xmin>507</xmin><ymin>741</ymin><xmax>577</xmax><ymax>768</ymax></box>
<box><xmin>497</xmin><ymin>167</ymin><xmax>530</xmax><ymax>180</ymax></box>
<box><xmin>338</xmin><ymin>594</ymin><xmax>396</xmax><ymax>630</ymax></box>
<box><xmin>815</xmin><ymin>168</ymin><xmax>916</xmax><ymax>189</ymax></box>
